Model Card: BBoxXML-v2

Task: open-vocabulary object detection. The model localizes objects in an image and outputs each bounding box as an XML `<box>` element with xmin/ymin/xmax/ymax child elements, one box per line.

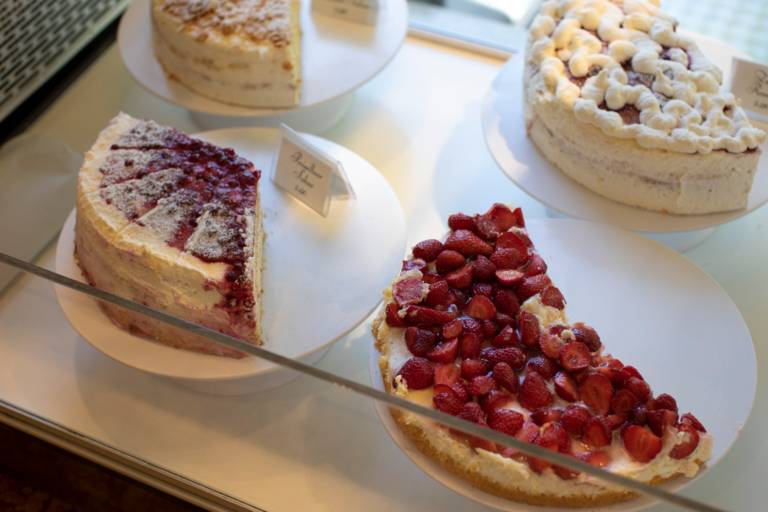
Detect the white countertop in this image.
<box><xmin>0</xmin><ymin>35</ymin><xmax>766</xmax><ymax>511</ymax></box>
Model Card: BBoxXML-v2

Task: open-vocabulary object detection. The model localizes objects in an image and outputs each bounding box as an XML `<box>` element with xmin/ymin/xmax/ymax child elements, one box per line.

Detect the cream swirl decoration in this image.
<box><xmin>528</xmin><ymin>0</ymin><xmax>766</xmax><ymax>154</ymax></box>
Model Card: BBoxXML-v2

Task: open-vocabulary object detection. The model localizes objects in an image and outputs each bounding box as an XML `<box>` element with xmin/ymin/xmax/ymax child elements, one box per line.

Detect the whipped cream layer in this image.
<box><xmin>528</xmin><ymin>0</ymin><xmax>765</xmax><ymax>154</ymax></box>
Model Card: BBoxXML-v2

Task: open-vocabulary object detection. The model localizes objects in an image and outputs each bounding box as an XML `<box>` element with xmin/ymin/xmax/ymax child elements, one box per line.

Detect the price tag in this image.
<box><xmin>312</xmin><ymin>0</ymin><xmax>380</xmax><ymax>25</ymax></box>
<box><xmin>271</xmin><ymin>124</ymin><xmax>354</xmax><ymax>217</ymax></box>
<box><xmin>731</xmin><ymin>56</ymin><xmax>768</xmax><ymax>123</ymax></box>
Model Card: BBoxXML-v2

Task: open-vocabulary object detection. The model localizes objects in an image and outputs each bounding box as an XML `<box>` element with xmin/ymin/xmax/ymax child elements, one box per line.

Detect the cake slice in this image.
<box><xmin>152</xmin><ymin>0</ymin><xmax>301</xmax><ymax>108</ymax></box>
<box><xmin>524</xmin><ymin>0</ymin><xmax>766</xmax><ymax>214</ymax></box>
<box><xmin>75</xmin><ymin>113</ymin><xmax>263</xmax><ymax>358</ymax></box>
<box><xmin>373</xmin><ymin>204</ymin><xmax>712</xmax><ymax>507</ymax></box>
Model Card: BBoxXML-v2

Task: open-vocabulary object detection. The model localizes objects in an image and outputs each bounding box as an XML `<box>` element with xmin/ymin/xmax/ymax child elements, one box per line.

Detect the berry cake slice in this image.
<box><xmin>76</xmin><ymin>113</ymin><xmax>263</xmax><ymax>358</ymax></box>
<box><xmin>373</xmin><ymin>204</ymin><xmax>711</xmax><ymax>507</ymax></box>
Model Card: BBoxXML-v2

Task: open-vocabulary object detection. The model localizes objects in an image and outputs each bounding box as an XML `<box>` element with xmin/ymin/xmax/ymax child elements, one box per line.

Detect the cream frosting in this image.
<box><xmin>528</xmin><ymin>0</ymin><xmax>766</xmax><ymax>154</ymax></box>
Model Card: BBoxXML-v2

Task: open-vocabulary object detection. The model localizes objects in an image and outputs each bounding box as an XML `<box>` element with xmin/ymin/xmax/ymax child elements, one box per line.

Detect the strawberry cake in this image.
<box><xmin>373</xmin><ymin>204</ymin><xmax>712</xmax><ymax>506</ymax></box>
<box><xmin>525</xmin><ymin>0</ymin><xmax>766</xmax><ymax>214</ymax></box>
<box><xmin>75</xmin><ymin>113</ymin><xmax>263</xmax><ymax>358</ymax></box>
<box><xmin>152</xmin><ymin>0</ymin><xmax>302</xmax><ymax>108</ymax></box>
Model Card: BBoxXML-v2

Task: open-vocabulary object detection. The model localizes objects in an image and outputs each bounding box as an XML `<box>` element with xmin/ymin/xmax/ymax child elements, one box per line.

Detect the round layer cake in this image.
<box><xmin>152</xmin><ymin>0</ymin><xmax>302</xmax><ymax>108</ymax></box>
<box><xmin>524</xmin><ymin>0</ymin><xmax>766</xmax><ymax>215</ymax></box>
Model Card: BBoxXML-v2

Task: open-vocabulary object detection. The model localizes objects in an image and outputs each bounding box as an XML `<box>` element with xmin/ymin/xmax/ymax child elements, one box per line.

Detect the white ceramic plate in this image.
<box><xmin>482</xmin><ymin>34</ymin><xmax>768</xmax><ymax>233</ymax></box>
<box><xmin>369</xmin><ymin>218</ymin><xmax>756</xmax><ymax>511</ymax></box>
<box><xmin>118</xmin><ymin>0</ymin><xmax>408</xmax><ymax>116</ymax></box>
<box><xmin>55</xmin><ymin>128</ymin><xmax>406</xmax><ymax>384</ymax></box>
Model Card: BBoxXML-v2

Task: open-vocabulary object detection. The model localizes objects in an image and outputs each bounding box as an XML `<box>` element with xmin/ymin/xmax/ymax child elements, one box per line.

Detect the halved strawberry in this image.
<box><xmin>621</xmin><ymin>365</ymin><xmax>644</xmax><ymax>381</ymax></box>
<box><xmin>426</xmin><ymin>338</ymin><xmax>459</xmax><ymax>363</ymax></box>
<box><xmin>469</xmin><ymin>375</ymin><xmax>496</xmax><ymax>396</ymax></box>
<box><xmin>530</xmin><ymin>408</ymin><xmax>563</xmax><ymax>426</ymax></box>
<box><xmin>459</xmin><ymin>332</ymin><xmax>482</xmax><ymax>359</ymax></box>
<box><xmin>539</xmin><ymin>421</ymin><xmax>569</xmax><ymax>452</ymax></box>
<box><xmin>528</xmin><ymin>435</ymin><xmax>559</xmax><ymax>474</ymax></box>
<box><xmin>483</xmin><ymin>203</ymin><xmax>518</xmax><ymax>232</ymax></box>
<box><xmin>491</xmin><ymin>247</ymin><xmax>528</xmax><ymax>270</ymax></box>
<box><xmin>404</xmin><ymin>327</ymin><xmax>437</xmax><ymax>357</ymax></box>
<box><xmin>435</xmin><ymin>249</ymin><xmax>465</xmax><ymax>274</ymax></box>
<box><xmin>680</xmin><ymin>412</ymin><xmax>707</xmax><ymax>433</ymax></box>
<box><xmin>495</xmin><ymin>269</ymin><xmax>525</xmax><ymax>287</ymax></box>
<box><xmin>496</xmin><ymin>231</ymin><xmax>528</xmax><ymax>253</ymax></box>
<box><xmin>444</xmin><ymin>229</ymin><xmax>493</xmax><ymax>256</ymax></box>
<box><xmin>517</xmin><ymin>274</ymin><xmax>552</xmax><ymax>301</ymax></box>
<box><xmin>491</xmin><ymin>362</ymin><xmax>518</xmax><ymax>393</ymax></box>
<box><xmin>610</xmin><ymin>388</ymin><xmax>639</xmax><ymax>415</ymax></box>
<box><xmin>540</xmin><ymin>286</ymin><xmax>566</xmax><ymax>309</ymax></box>
<box><xmin>412</xmin><ymin>239</ymin><xmax>443</xmax><ymax>262</ymax></box>
<box><xmin>518</xmin><ymin>311</ymin><xmax>541</xmax><ymax>348</ymax></box>
<box><xmin>433</xmin><ymin>390</ymin><xmax>464</xmax><ymax>415</ymax></box>
<box><xmin>539</xmin><ymin>332</ymin><xmax>564</xmax><ymax>359</ymax></box>
<box><xmin>527</xmin><ymin>356</ymin><xmax>557</xmax><ymax>379</ymax></box>
<box><xmin>625</xmin><ymin>376</ymin><xmax>651</xmax><ymax>402</ymax></box>
<box><xmin>559</xmin><ymin>341</ymin><xmax>591</xmax><ymax>372</ymax></box>
<box><xmin>445</xmin><ymin>264</ymin><xmax>474</xmax><ymax>289</ymax></box>
<box><xmin>472</xmin><ymin>255</ymin><xmax>497</xmax><ymax>282</ymax></box>
<box><xmin>397</xmin><ymin>357</ymin><xmax>434</xmax><ymax>390</ymax></box>
<box><xmin>579</xmin><ymin>450</ymin><xmax>612</xmax><ymax>467</ymax></box>
<box><xmin>647</xmin><ymin>409</ymin><xmax>678</xmax><ymax>437</ymax></box>
<box><xmin>481</xmin><ymin>319</ymin><xmax>499</xmax><ymax>338</ymax></box>
<box><xmin>457</xmin><ymin>402</ymin><xmax>484</xmax><ymax>423</ymax></box>
<box><xmin>579</xmin><ymin>373</ymin><xmax>613</xmax><ymax>415</ymax></box>
<box><xmin>500</xmin><ymin>420</ymin><xmax>538</xmax><ymax>460</ymax></box>
<box><xmin>488</xmin><ymin>408</ymin><xmax>524</xmax><ymax>435</ymax></box>
<box><xmin>512</xmin><ymin>207</ymin><xmax>526</xmax><ymax>227</ymax></box>
<box><xmin>524</xmin><ymin>253</ymin><xmax>547</xmax><ymax>276</ymax></box>
<box><xmin>425</xmin><ymin>280</ymin><xmax>451</xmax><ymax>308</ymax></box>
<box><xmin>622</xmin><ymin>425</ymin><xmax>662</xmax><ymax>463</ymax></box>
<box><xmin>571</xmin><ymin>322</ymin><xmax>601</xmax><ymax>351</ymax></box>
<box><xmin>604</xmin><ymin>413</ymin><xmax>628</xmax><ymax>431</ymax></box>
<box><xmin>670</xmin><ymin>424</ymin><xmax>700</xmax><ymax>459</ymax></box>
<box><xmin>583</xmin><ymin>417</ymin><xmax>611</xmax><ymax>448</ymax></box>
<box><xmin>465</xmin><ymin>295</ymin><xmax>496</xmax><ymax>320</ymax></box>
<box><xmin>493</xmin><ymin>288</ymin><xmax>520</xmax><ymax>317</ymax></box>
<box><xmin>441</xmin><ymin>319</ymin><xmax>463</xmax><ymax>339</ymax></box>
<box><xmin>403</xmin><ymin>305</ymin><xmax>455</xmax><ymax>326</ymax></box>
<box><xmin>460</xmin><ymin>316</ymin><xmax>482</xmax><ymax>334</ymax></box>
<box><xmin>451</xmin><ymin>381</ymin><xmax>469</xmax><ymax>402</ymax></box>
<box><xmin>460</xmin><ymin>358</ymin><xmax>490</xmax><ymax>379</ymax></box>
<box><xmin>519</xmin><ymin>371</ymin><xmax>554</xmax><ymax>411</ymax></box>
<box><xmin>554</xmin><ymin>371</ymin><xmax>580</xmax><ymax>402</ymax></box>
<box><xmin>472</xmin><ymin>282</ymin><xmax>494</xmax><ymax>298</ymax></box>
<box><xmin>649</xmin><ymin>393</ymin><xmax>678</xmax><ymax>413</ymax></box>
<box><xmin>385</xmin><ymin>302</ymin><xmax>406</xmax><ymax>327</ymax></box>
<box><xmin>447</xmin><ymin>213</ymin><xmax>478</xmax><ymax>232</ymax></box>
<box><xmin>492</xmin><ymin>325</ymin><xmax>520</xmax><ymax>347</ymax></box>
<box><xmin>479</xmin><ymin>390</ymin><xmax>512</xmax><ymax>413</ymax></box>
<box><xmin>433</xmin><ymin>362</ymin><xmax>460</xmax><ymax>386</ymax></box>
<box><xmin>481</xmin><ymin>347</ymin><xmax>526</xmax><ymax>369</ymax></box>
<box><xmin>561</xmin><ymin>405</ymin><xmax>591</xmax><ymax>437</ymax></box>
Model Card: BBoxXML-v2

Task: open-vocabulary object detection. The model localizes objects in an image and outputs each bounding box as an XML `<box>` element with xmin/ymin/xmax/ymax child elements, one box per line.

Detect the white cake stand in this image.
<box><xmin>55</xmin><ymin>128</ymin><xmax>407</xmax><ymax>395</ymax></box>
<box><xmin>118</xmin><ymin>0</ymin><xmax>408</xmax><ymax>132</ymax></box>
<box><xmin>482</xmin><ymin>34</ymin><xmax>768</xmax><ymax>252</ymax></box>
<box><xmin>370</xmin><ymin>218</ymin><xmax>756</xmax><ymax>511</ymax></box>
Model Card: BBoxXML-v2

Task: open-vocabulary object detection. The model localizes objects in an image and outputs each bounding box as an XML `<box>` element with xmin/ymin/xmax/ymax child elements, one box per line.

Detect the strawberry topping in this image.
<box><xmin>412</xmin><ymin>239</ymin><xmax>443</xmax><ymax>262</ymax></box>
<box><xmin>397</xmin><ymin>358</ymin><xmax>434</xmax><ymax>390</ymax></box>
<box><xmin>622</xmin><ymin>425</ymin><xmax>662</xmax><ymax>463</ymax></box>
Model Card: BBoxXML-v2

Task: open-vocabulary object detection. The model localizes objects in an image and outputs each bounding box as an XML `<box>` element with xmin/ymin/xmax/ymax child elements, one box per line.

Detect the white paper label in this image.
<box><xmin>272</xmin><ymin>125</ymin><xmax>354</xmax><ymax>217</ymax></box>
<box><xmin>312</xmin><ymin>0</ymin><xmax>380</xmax><ymax>25</ymax></box>
<box><xmin>731</xmin><ymin>57</ymin><xmax>768</xmax><ymax>123</ymax></box>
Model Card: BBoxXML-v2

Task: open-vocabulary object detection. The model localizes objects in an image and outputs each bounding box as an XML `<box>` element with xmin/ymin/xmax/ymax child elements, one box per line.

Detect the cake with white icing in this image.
<box><xmin>76</xmin><ymin>113</ymin><xmax>263</xmax><ymax>358</ymax></box>
<box><xmin>525</xmin><ymin>0</ymin><xmax>766</xmax><ymax>214</ymax></box>
<box><xmin>152</xmin><ymin>0</ymin><xmax>301</xmax><ymax>108</ymax></box>
<box><xmin>373</xmin><ymin>203</ymin><xmax>712</xmax><ymax>507</ymax></box>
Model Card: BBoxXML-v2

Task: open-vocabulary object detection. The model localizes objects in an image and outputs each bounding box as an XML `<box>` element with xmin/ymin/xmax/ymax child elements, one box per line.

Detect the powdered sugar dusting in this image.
<box><xmin>101</xmin><ymin>168</ymin><xmax>184</xmax><ymax>220</ymax></box>
<box><xmin>184</xmin><ymin>202</ymin><xmax>245</xmax><ymax>262</ymax></box>
<box><xmin>101</xmin><ymin>150</ymin><xmax>163</xmax><ymax>186</ymax></box>
<box><xmin>112</xmin><ymin>120</ymin><xmax>193</xmax><ymax>149</ymax></box>
<box><xmin>137</xmin><ymin>188</ymin><xmax>201</xmax><ymax>243</ymax></box>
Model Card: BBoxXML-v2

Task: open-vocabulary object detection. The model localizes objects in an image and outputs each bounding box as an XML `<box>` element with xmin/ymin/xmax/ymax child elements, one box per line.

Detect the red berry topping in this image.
<box><xmin>425</xmin><ymin>280</ymin><xmax>451</xmax><ymax>308</ymax></box>
<box><xmin>433</xmin><ymin>362</ymin><xmax>460</xmax><ymax>386</ymax></box>
<box><xmin>451</xmin><ymin>381</ymin><xmax>470</xmax><ymax>402</ymax></box>
<box><xmin>479</xmin><ymin>390</ymin><xmax>512</xmax><ymax>413</ymax></box>
<box><xmin>650</xmin><ymin>393</ymin><xmax>678</xmax><ymax>413</ymax></box>
<box><xmin>554</xmin><ymin>371</ymin><xmax>580</xmax><ymax>401</ymax></box>
<box><xmin>580</xmin><ymin>373</ymin><xmax>613</xmax><ymax>415</ymax></box>
<box><xmin>621</xmin><ymin>365</ymin><xmax>644</xmax><ymax>380</ymax></box>
<box><xmin>571</xmin><ymin>322</ymin><xmax>601</xmax><ymax>352</ymax></box>
<box><xmin>403</xmin><ymin>305</ymin><xmax>455</xmax><ymax>326</ymax></box>
<box><xmin>385</xmin><ymin>302</ymin><xmax>406</xmax><ymax>327</ymax></box>
<box><xmin>491</xmin><ymin>247</ymin><xmax>528</xmax><ymax>270</ymax></box>
<box><xmin>458</xmin><ymin>402</ymin><xmax>484</xmax><ymax>423</ymax></box>
<box><xmin>461</xmin><ymin>358</ymin><xmax>490</xmax><ymax>379</ymax></box>
<box><xmin>494</xmin><ymin>288</ymin><xmax>521</xmax><ymax>317</ymax></box>
<box><xmin>443</xmin><ymin>229</ymin><xmax>493</xmax><ymax>257</ymax></box>
<box><xmin>670</xmin><ymin>424</ymin><xmax>701</xmax><ymax>459</ymax></box>
<box><xmin>404</xmin><ymin>327</ymin><xmax>437</xmax><ymax>356</ymax></box>
<box><xmin>488</xmin><ymin>408</ymin><xmax>524</xmax><ymax>436</ymax></box>
<box><xmin>512</xmin><ymin>207</ymin><xmax>525</xmax><ymax>227</ymax></box>
<box><xmin>495</xmin><ymin>269</ymin><xmax>525</xmax><ymax>287</ymax></box>
<box><xmin>412</xmin><ymin>239</ymin><xmax>443</xmax><ymax>262</ymax></box>
<box><xmin>472</xmin><ymin>255</ymin><xmax>497</xmax><ymax>282</ymax></box>
<box><xmin>445</xmin><ymin>264</ymin><xmax>474</xmax><ymax>289</ymax></box>
<box><xmin>539</xmin><ymin>421</ymin><xmax>569</xmax><ymax>452</ymax></box>
<box><xmin>604</xmin><ymin>413</ymin><xmax>628</xmax><ymax>430</ymax></box>
<box><xmin>516</xmin><ymin>274</ymin><xmax>552</xmax><ymax>300</ymax></box>
<box><xmin>524</xmin><ymin>253</ymin><xmax>547</xmax><ymax>276</ymax></box>
<box><xmin>540</xmin><ymin>286</ymin><xmax>566</xmax><ymax>309</ymax></box>
<box><xmin>680</xmin><ymin>412</ymin><xmax>707</xmax><ymax>433</ymax></box>
<box><xmin>421</xmin><ymin>271</ymin><xmax>441</xmax><ymax>284</ymax></box>
<box><xmin>647</xmin><ymin>409</ymin><xmax>678</xmax><ymax>437</ymax></box>
<box><xmin>622</xmin><ymin>425</ymin><xmax>662</xmax><ymax>463</ymax></box>
<box><xmin>483</xmin><ymin>203</ymin><xmax>518</xmax><ymax>232</ymax></box>
<box><xmin>492</xmin><ymin>362</ymin><xmax>518</xmax><ymax>393</ymax></box>
<box><xmin>518</xmin><ymin>311</ymin><xmax>541</xmax><ymax>348</ymax></box>
<box><xmin>472</xmin><ymin>283</ymin><xmax>493</xmax><ymax>299</ymax></box>
<box><xmin>397</xmin><ymin>357</ymin><xmax>434</xmax><ymax>390</ymax></box>
<box><xmin>531</xmin><ymin>408</ymin><xmax>563</xmax><ymax>426</ymax></box>
<box><xmin>496</xmin><ymin>231</ymin><xmax>528</xmax><ymax>253</ymax></box>
<box><xmin>470</xmin><ymin>375</ymin><xmax>496</xmax><ymax>396</ymax></box>
<box><xmin>426</xmin><ymin>338</ymin><xmax>459</xmax><ymax>363</ymax></box>
<box><xmin>481</xmin><ymin>347</ymin><xmax>526</xmax><ymax>369</ymax></box>
<box><xmin>562</xmin><ymin>405</ymin><xmax>591</xmax><ymax>437</ymax></box>
<box><xmin>539</xmin><ymin>332</ymin><xmax>564</xmax><ymax>359</ymax></box>
<box><xmin>579</xmin><ymin>451</ymin><xmax>612</xmax><ymax>467</ymax></box>
<box><xmin>465</xmin><ymin>294</ymin><xmax>497</xmax><ymax>320</ymax></box>
<box><xmin>433</xmin><ymin>390</ymin><xmax>464</xmax><ymax>415</ymax></box>
<box><xmin>435</xmin><ymin>249</ymin><xmax>466</xmax><ymax>274</ymax></box>
<box><xmin>625</xmin><ymin>377</ymin><xmax>651</xmax><ymax>402</ymax></box>
<box><xmin>610</xmin><ymin>388</ymin><xmax>639</xmax><ymax>415</ymax></box>
<box><xmin>492</xmin><ymin>325</ymin><xmax>520</xmax><ymax>347</ymax></box>
<box><xmin>558</xmin><ymin>342</ymin><xmax>591</xmax><ymax>372</ymax></box>
<box><xmin>459</xmin><ymin>332</ymin><xmax>482</xmax><ymax>359</ymax></box>
<box><xmin>631</xmin><ymin>404</ymin><xmax>648</xmax><ymax>425</ymax></box>
<box><xmin>527</xmin><ymin>356</ymin><xmax>557</xmax><ymax>379</ymax></box>
<box><xmin>481</xmin><ymin>319</ymin><xmax>499</xmax><ymax>337</ymax></box>
<box><xmin>553</xmin><ymin>462</ymin><xmax>580</xmax><ymax>480</ymax></box>
<box><xmin>519</xmin><ymin>371</ymin><xmax>554</xmax><ymax>411</ymax></box>
<box><xmin>460</xmin><ymin>316</ymin><xmax>482</xmax><ymax>334</ymax></box>
<box><xmin>441</xmin><ymin>319</ymin><xmax>463</xmax><ymax>339</ymax></box>
<box><xmin>583</xmin><ymin>417</ymin><xmax>611</xmax><ymax>448</ymax></box>
<box><xmin>447</xmin><ymin>213</ymin><xmax>478</xmax><ymax>232</ymax></box>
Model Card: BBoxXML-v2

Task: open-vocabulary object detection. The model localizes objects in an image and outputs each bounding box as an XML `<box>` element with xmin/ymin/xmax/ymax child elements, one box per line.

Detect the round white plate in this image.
<box><xmin>482</xmin><ymin>34</ymin><xmax>768</xmax><ymax>234</ymax></box>
<box><xmin>55</xmin><ymin>128</ymin><xmax>406</xmax><ymax>385</ymax></box>
<box><xmin>118</xmin><ymin>0</ymin><xmax>408</xmax><ymax>117</ymax></box>
<box><xmin>369</xmin><ymin>218</ymin><xmax>756</xmax><ymax>511</ymax></box>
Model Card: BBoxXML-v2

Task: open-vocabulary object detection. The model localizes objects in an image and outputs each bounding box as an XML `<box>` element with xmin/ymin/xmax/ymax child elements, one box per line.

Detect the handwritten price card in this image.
<box><xmin>312</xmin><ymin>0</ymin><xmax>380</xmax><ymax>25</ymax></box>
<box><xmin>731</xmin><ymin>57</ymin><xmax>768</xmax><ymax>123</ymax></box>
<box><xmin>272</xmin><ymin>124</ymin><xmax>354</xmax><ymax>217</ymax></box>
